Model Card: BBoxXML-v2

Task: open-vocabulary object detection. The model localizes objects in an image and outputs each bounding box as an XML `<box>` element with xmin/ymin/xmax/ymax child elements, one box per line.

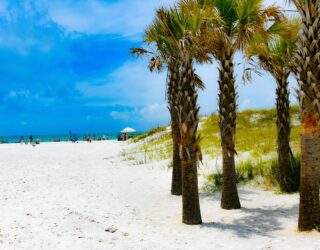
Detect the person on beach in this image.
<box><xmin>122</xmin><ymin>133</ymin><xmax>126</xmax><ymax>141</ymax></box>
<box><xmin>20</xmin><ymin>136</ymin><xmax>24</xmax><ymax>143</ymax></box>
<box><xmin>29</xmin><ymin>135</ymin><xmax>33</xmax><ymax>143</ymax></box>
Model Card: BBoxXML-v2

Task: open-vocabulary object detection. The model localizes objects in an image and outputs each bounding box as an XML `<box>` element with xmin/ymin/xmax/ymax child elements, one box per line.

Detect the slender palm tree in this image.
<box><xmin>131</xmin><ymin>18</ymin><xmax>183</xmax><ymax>196</ymax></box>
<box><xmin>200</xmin><ymin>0</ymin><xmax>284</xmax><ymax>209</ymax></box>
<box><xmin>155</xmin><ymin>1</ymin><xmax>214</xmax><ymax>224</ymax></box>
<box><xmin>288</xmin><ymin>0</ymin><xmax>320</xmax><ymax>231</ymax></box>
<box><xmin>245</xmin><ymin>19</ymin><xmax>300</xmax><ymax>193</ymax></box>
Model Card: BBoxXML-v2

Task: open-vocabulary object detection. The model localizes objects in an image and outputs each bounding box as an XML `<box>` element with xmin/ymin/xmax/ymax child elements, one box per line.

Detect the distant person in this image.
<box><xmin>83</xmin><ymin>135</ymin><xmax>87</xmax><ymax>141</ymax></box>
<box><xmin>69</xmin><ymin>130</ymin><xmax>72</xmax><ymax>140</ymax></box>
<box><xmin>117</xmin><ymin>133</ymin><xmax>122</xmax><ymax>141</ymax></box>
<box><xmin>122</xmin><ymin>133</ymin><xmax>126</xmax><ymax>141</ymax></box>
<box><xmin>29</xmin><ymin>135</ymin><xmax>33</xmax><ymax>143</ymax></box>
<box><xmin>20</xmin><ymin>136</ymin><xmax>24</xmax><ymax>144</ymax></box>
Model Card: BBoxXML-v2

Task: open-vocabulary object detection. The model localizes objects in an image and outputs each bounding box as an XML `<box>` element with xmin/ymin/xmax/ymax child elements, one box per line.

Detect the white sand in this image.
<box><xmin>0</xmin><ymin>141</ymin><xmax>319</xmax><ymax>250</ymax></box>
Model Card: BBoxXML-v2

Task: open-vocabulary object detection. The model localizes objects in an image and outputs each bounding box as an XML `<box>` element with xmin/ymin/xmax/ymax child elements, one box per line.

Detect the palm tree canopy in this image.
<box><xmin>146</xmin><ymin>1</ymin><xmax>216</xmax><ymax>64</ymax></box>
<box><xmin>287</xmin><ymin>0</ymin><xmax>320</xmax><ymax>16</ymax></box>
<box><xmin>197</xmin><ymin>0</ymin><xmax>284</xmax><ymax>59</ymax></box>
<box><xmin>245</xmin><ymin>18</ymin><xmax>300</xmax><ymax>81</ymax></box>
<box><xmin>131</xmin><ymin>0</ymin><xmax>214</xmax><ymax>71</ymax></box>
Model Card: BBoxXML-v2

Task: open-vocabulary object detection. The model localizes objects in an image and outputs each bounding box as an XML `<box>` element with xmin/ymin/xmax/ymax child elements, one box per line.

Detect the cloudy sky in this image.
<box><xmin>0</xmin><ymin>0</ymin><xmax>296</xmax><ymax>136</ymax></box>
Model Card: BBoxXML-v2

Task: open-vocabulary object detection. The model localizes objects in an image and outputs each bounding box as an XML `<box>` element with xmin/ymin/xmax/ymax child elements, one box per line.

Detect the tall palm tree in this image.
<box><xmin>200</xmin><ymin>0</ymin><xmax>284</xmax><ymax>209</ymax></box>
<box><xmin>245</xmin><ymin>19</ymin><xmax>300</xmax><ymax>193</ymax></box>
<box><xmin>288</xmin><ymin>0</ymin><xmax>320</xmax><ymax>231</ymax></box>
<box><xmin>131</xmin><ymin>18</ymin><xmax>183</xmax><ymax>196</ymax></box>
<box><xmin>155</xmin><ymin>1</ymin><xmax>214</xmax><ymax>224</ymax></box>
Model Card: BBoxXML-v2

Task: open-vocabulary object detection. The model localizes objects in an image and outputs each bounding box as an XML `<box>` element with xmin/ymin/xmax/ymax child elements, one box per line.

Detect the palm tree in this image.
<box><xmin>245</xmin><ymin>19</ymin><xmax>300</xmax><ymax>193</ymax></box>
<box><xmin>200</xmin><ymin>0</ymin><xmax>284</xmax><ymax>209</ymax></box>
<box><xmin>288</xmin><ymin>0</ymin><xmax>320</xmax><ymax>231</ymax></box>
<box><xmin>154</xmin><ymin>1</ymin><xmax>214</xmax><ymax>224</ymax></box>
<box><xmin>131</xmin><ymin>18</ymin><xmax>183</xmax><ymax>196</ymax></box>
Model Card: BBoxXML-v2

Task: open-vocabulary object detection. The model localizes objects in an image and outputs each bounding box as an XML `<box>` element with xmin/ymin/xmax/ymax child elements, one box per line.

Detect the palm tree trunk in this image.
<box><xmin>298</xmin><ymin>112</ymin><xmax>320</xmax><ymax>230</ymax></box>
<box><xmin>176</xmin><ymin>58</ymin><xmax>202</xmax><ymax>225</ymax></box>
<box><xmin>168</xmin><ymin>61</ymin><xmax>182</xmax><ymax>196</ymax></box>
<box><xmin>293</xmin><ymin>0</ymin><xmax>320</xmax><ymax>231</ymax></box>
<box><xmin>276</xmin><ymin>76</ymin><xmax>293</xmax><ymax>193</ymax></box>
<box><xmin>218</xmin><ymin>52</ymin><xmax>241</xmax><ymax>210</ymax></box>
<box><xmin>171</xmin><ymin>119</ymin><xmax>182</xmax><ymax>195</ymax></box>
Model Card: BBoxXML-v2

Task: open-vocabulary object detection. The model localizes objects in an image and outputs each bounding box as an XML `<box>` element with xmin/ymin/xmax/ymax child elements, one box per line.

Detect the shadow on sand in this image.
<box><xmin>199</xmin><ymin>189</ymin><xmax>298</xmax><ymax>238</ymax></box>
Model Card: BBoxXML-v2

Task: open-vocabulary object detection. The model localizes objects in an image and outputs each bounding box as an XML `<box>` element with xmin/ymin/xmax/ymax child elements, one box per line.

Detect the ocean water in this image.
<box><xmin>0</xmin><ymin>133</ymin><xmax>120</xmax><ymax>143</ymax></box>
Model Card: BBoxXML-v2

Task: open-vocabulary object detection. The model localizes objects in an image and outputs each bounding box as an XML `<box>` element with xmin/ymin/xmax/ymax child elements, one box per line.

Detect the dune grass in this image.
<box><xmin>133</xmin><ymin>106</ymin><xmax>300</xmax><ymax>159</ymax></box>
<box><xmin>202</xmin><ymin>154</ymin><xmax>300</xmax><ymax>192</ymax></box>
<box><xmin>129</xmin><ymin>106</ymin><xmax>302</xmax><ymax>191</ymax></box>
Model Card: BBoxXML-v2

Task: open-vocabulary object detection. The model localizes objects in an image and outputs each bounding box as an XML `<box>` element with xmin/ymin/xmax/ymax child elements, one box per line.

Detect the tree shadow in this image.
<box><xmin>200</xmin><ymin>190</ymin><xmax>298</xmax><ymax>238</ymax></box>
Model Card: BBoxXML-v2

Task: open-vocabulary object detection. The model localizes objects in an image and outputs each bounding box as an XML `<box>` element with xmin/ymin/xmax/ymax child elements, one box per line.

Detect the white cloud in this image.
<box><xmin>78</xmin><ymin>52</ymin><xmax>298</xmax><ymax>127</ymax></box>
<box><xmin>196</xmin><ymin>52</ymin><xmax>298</xmax><ymax>114</ymax></box>
<box><xmin>47</xmin><ymin>0</ymin><xmax>296</xmax><ymax>40</ymax></box>
<box><xmin>110</xmin><ymin>110</ymin><xmax>130</xmax><ymax>121</ymax></box>
<box><xmin>110</xmin><ymin>102</ymin><xmax>168</xmax><ymax>124</ymax></box>
<box><xmin>76</xmin><ymin>59</ymin><xmax>167</xmax><ymax>107</ymax></box>
<box><xmin>47</xmin><ymin>0</ymin><xmax>173</xmax><ymax>39</ymax></box>
<box><xmin>139</xmin><ymin>103</ymin><xmax>168</xmax><ymax>122</ymax></box>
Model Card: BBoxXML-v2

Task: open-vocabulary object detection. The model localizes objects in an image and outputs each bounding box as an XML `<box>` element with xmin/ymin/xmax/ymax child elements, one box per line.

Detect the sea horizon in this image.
<box><xmin>0</xmin><ymin>131</ymin><xmax>142</xmax><ymax>143</ymax></box>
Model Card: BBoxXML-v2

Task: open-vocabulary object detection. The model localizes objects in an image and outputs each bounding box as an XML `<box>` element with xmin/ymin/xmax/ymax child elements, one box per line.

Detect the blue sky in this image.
<box><xmin>0</xmin><ymin>0</ymin><xmax>297</xmax><ymax>136</ymax></box>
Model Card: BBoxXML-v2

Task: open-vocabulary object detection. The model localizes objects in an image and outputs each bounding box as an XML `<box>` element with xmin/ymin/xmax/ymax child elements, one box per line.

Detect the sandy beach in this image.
<box><xmin>0</xmin><ymin>141</ymin><xmax>319</xmax><ymax>250</ymax></box>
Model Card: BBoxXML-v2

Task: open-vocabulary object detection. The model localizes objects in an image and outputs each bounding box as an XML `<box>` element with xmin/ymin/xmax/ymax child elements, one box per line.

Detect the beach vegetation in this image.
<box><xmin>245</xmin><ymin>18</ymin><xmax>300</xmax><ymax>193</ymax></box>
<box><xmin>131</xmin><ymin>0</ymin><xmax>320</xmax><ymax>232</ymax></box>
<box><xmin>198</xmin><ymin>0</ymin><xmax>284</xmax><ymax>210</ymax></box>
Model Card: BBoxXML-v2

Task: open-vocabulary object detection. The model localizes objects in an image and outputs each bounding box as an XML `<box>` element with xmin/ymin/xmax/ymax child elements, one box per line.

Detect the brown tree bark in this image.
<box><xmin>171</xmin><ymin>119</ymin><xmax>182</xmax><ymax>195</ymax></box>
<box><xmin>218</xmin><ymin>51</ymin><xmax>241</xmax><ymax>210</ymax></box>
<box><xmin>167</xmin><ymin>60</ymin><xmax>182</xmax><ymax>196</ymax></box>
<box><xmin>292</xmin><ymin>0</ymin><xmax>320</xmax><ymax>231</ymax></box>
<box><xmin>176</xmin><ymin>58</ymin><xmax>202</xmax><ymax>225</ymax></box>
<box><xmin>276</xmin><ymin>77</ymin><xmax>294</xmax><ymax>193</ymax></box>
<box><xmin>298</xmin><ymin>113</ymin><xmax>320</xmax><ymax>230</ymax></box>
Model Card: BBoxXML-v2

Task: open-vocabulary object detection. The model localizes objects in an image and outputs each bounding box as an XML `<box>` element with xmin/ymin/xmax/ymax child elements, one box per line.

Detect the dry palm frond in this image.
<box><xmin>130</xmin><ymin>47</ymin><xmax>150</xmax><ymax>57</ymax></box>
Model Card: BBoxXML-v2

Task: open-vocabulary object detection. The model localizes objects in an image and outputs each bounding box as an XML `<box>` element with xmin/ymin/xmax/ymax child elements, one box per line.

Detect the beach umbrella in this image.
<box><xmin>121</xmin><ymin>127</ymin><xmax>136</xmax><ymax>133</ymax></box>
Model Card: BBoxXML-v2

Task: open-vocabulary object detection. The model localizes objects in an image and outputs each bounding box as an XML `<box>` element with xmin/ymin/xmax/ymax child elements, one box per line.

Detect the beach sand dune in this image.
<box><xmin>0</xmin><ymin>142</ymin><xmax>319</xmax><ymax>250</ymax></box>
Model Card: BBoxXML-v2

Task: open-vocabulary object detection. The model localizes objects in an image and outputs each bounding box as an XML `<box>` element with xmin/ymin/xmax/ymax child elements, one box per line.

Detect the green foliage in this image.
<box><xmin>131</xmin><ymin>126</ymin><xmax>167</xmax><ymax>143</ymax></box>
<box><xmin>132</xmin><ymin>106</ymin><xmax>301</xmax><ymax>162</ymax></box>
<box><xmin>237</xmin><ymin>161</ymin><xmax>255</xmax><ymax>182</ymax></box>
<box><xmin>129</xmin><ymin>107</ymin><xmax>302</xmax><ymax>192</ymax></box>
<box><xmin>315</xmin><ymin>223</ymin><xmax>320</xmax><ymax>232</ymax></box>
<box><xmin>203</xmin><ymin>154</ymin><xmax>300</xmax><ymax>193</ymax></box>
<box><xmin>202</xmin><ymin>169</ymin><xmax>223</xmax><ymax>192</ymax></box>
<box><xmin>200</xmin><ymin>106</ymin><xmax>300</xmax><ymax>158</ymax></box>
<box><xmin>147</xmin><ymin>126</ymin><xmax>167</xmax><ymax>136</ymax></box>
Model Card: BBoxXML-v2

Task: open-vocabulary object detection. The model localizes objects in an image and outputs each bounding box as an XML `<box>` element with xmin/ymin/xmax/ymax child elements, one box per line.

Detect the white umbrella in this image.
<box><xmin>121</xmin><ymin>127</ymin><xmax>136</xmax><ymax>133</ymax></box>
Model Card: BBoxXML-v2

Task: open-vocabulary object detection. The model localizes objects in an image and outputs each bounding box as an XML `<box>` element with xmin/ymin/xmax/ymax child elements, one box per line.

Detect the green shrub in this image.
<box><xmin>237</xmin><ymin>161</ymin><xmax>255</xmax><ymax>182</ymax></box>
<box><xmin>203</xmin><ymin>154</ymin><xmax>301</xmax><ymax>193</ymax></box>
<box><xmin>203</xmin><ymin>170</ymin><xmax>223</xmax><ymax>192</ymax></box>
